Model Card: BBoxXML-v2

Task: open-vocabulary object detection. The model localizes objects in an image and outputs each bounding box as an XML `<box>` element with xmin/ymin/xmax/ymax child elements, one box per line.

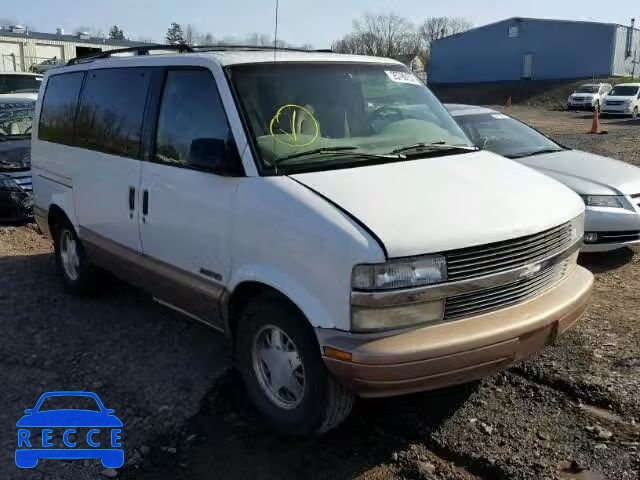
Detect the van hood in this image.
<box><xmin>291</xmin><ymin>150</ymin><xmax>584</xmax><ymax>258</ymax></box>
<box><xmin>517</xmin><ymin>149</ymin><xmax>640</xmax><ymax>195</ymax></box>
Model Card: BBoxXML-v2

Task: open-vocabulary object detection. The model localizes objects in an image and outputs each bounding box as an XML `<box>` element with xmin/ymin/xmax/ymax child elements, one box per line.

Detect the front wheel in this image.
<box><xmin>632</xmin><ymin>107</ymin><xmax>639</xmax><ymax>119</ymax></box>
<box><xmin>236</xmin><ymin>293</ymin><xmax>354</xmax><ymax>436</ymax></box>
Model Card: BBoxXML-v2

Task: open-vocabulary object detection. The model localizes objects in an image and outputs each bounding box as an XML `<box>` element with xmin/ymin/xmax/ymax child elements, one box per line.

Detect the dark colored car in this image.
<box><xmin>0</xmin><ymin>98</ymin><xmax>34</xmax><ymax>221</ymax></box>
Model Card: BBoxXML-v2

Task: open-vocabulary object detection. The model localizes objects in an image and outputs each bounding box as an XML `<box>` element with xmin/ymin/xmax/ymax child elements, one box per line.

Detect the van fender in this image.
<box><xmin>228</xmin><ymin>264</ymin><xmax>337</xmax><ymax>330</ymax></box>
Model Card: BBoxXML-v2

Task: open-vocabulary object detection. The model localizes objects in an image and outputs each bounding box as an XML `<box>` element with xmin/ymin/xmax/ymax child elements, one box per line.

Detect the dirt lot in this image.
<box><xmin>1</xmin><ymin>107</ymin><xmax>639</xmax><ymax>480</ymax></box>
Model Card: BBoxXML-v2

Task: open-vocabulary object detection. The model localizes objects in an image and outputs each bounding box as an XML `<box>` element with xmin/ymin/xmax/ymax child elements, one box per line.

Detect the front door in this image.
<box><xmin>522</xmin><ymin>53</ymin><xmax>533</xmax><ymax>80</ymax></box>
<box><xmin>139</xmin><ymin>68</ymin><xmax>240</xmax><ymax>325</ymax></box>
<box><xmin>73</xmin><ymin>67</ymin><xmax>152</xmax><ymax>252</ymax></box>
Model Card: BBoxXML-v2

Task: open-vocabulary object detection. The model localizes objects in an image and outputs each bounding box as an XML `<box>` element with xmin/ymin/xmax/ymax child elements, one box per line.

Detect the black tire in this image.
<box><xmin>632</xmin><ymin>107</ymin><xmax>639</xmax><ymax>119</ymax></box>
<box><xmin>52</xmin><ymin>216</ymin><xmax>99</xmax><ymax>296</ymax></box>
<box><xmin>594</xmin><ymin>100</ymin><xmax>600</xmax><ymax>112</ymax></box>
<box><xmin>236</xmin><ymin>292</ymin><xmax>355</xmax><ymax>436</ymax></box>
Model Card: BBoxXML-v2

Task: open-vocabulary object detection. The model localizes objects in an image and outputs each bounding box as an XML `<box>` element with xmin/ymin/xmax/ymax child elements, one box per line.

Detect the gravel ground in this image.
<box><xmin>1</xmin><ymin>106</ymin><xmax>639</xmax><ymax>479</ymax></box>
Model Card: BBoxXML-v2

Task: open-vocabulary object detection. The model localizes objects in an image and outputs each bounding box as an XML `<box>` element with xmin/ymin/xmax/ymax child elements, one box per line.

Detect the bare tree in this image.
<box><xmin>184</xmin><ymin>24</ymin><xmax>198</xmax><ymax>45</ymax></box>
<box><xmin>0</xmin><ymin>17</ymin><xmax>17</xmax><ymax>28</ymax></box>
<box><xmin>333</xmin><ymin>13</ymin><xmax>419</xmax><ymax>58</ymax></box>
<box><xmin>418</xmin><ymin>16</ymin><xmax>472</xmax><ymax>64</ymax></box>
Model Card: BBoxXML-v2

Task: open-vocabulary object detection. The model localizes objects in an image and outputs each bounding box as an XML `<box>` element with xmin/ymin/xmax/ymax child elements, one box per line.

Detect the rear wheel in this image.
<box><xmin>52</xmin><ymin>217</ymin><xmax>99</xmax><ymax>295</ymax></box>
<box><xmin>236</xmin><ymin>292</ymin><xmax>354</xmax><ymax>436</ymax></box>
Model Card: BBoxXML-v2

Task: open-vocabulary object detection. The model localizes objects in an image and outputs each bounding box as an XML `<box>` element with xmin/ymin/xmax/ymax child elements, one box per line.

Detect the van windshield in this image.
<box><xmin>608</xmin><ymin>86</ymin><xmax>639</xmax><ymax>96</ymax></box>
<box><xmin>575</xmin><ymin>86</ymin><xmax>599</xmax><ymax>93</ymax></box>
<box><xmin>227</xmin><ymin>63</ymin><xmax>473</xmax><ymax>174</ymax></box>
<box><xmin>0</xmin><ymin>74</ymin><xmax>42</xmax><ymax>94</ymax></box>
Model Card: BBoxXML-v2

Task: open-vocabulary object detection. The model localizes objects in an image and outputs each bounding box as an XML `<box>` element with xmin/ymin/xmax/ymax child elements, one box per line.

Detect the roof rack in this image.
<box><xmin>67</xmin><ymin>44</ymin><xmax>194</xmax><ymax>65</ymax></box>
<box><xmin>66</xmin><ymin>43</ymin><xmax>335</xmax><ymax>66</ymax></box>
<box><xmin>190</xmin><ymin>44</ymin><xmax>326</xmax><ymax>53</ymax></box>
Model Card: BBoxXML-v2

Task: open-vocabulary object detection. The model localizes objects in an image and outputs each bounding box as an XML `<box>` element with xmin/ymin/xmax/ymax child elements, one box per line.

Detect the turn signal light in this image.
<box><xmin>323</xmin><ymin>346</ymin><xmax>353</xmax><ymax>362</ymax></box>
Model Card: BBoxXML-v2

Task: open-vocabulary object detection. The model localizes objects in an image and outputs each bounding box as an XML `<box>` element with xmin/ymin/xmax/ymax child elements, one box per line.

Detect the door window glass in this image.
<box><xmin>76</xmin><ymin>68</ymin><xmax>151</xmax><ymax>158</ymax></box>
<box><xmin>38</xmin><ymin>72</ymin><xmax>84</xmax><ymax>144</ymax></box>
<box><xmin>154</xmin><ymin>69</ymin><xmax>232</xmax><ymax>169</ymax></box>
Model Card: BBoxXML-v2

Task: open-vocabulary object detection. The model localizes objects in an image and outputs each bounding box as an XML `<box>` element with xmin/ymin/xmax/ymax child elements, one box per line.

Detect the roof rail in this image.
<box><xmin>191</xmin><ymin>44</ymin><xmax>322</xmax><ymax>54</ymax></box>
<box><xmin>67</xmin><ymin>44</ymin><xmax>194</xmax><ymax>65</ymax></box>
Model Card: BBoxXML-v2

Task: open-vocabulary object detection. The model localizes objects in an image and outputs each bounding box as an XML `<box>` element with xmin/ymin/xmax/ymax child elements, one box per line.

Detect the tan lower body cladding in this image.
<box><xmin>320</xmin><ymin>266</ymin><xmax>593</xmax><ymax>398</ymax></box>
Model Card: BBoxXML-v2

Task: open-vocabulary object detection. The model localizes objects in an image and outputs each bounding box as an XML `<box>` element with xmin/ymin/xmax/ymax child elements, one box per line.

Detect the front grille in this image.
<box><xmin>444</xmin><ymin>254</ymin><xmax>576</xmax><ymax>320</ymax></box>
<box><xmin>445</xmin><ymin>221</ymin><xmax>576</xmax><ymax>282</ymax></box>
<box><xmin>4</xmin><ymin>170</ymin><xmax>32</xmax><ymax>192</ymax></box>
<box><xmin>605</xmin><ymin>101</ymin><xmax>623</xmax><ymax>106</ymax></box>
<box><xmin>590</xmin><ymin>231</ymin><xmax>640</xmax><ymax>244</ymax></box>
<box><xmin>572</xmin><ymin>97</ymin><xmax>585</xmax><ymax>102</ymax></box>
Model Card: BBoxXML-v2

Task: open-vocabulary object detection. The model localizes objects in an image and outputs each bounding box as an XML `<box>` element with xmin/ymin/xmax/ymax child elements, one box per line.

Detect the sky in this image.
<box><xmin>3</xmin><ymin>0</ymin><xmax>639</xmax><ymax>47</ymax></box>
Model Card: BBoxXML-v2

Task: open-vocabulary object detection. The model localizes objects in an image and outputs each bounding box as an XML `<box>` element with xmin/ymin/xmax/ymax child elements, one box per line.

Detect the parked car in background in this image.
<box><xmin>0</xmin><ymin>72</ymin><xmax>43</xmax><ymax>101</ymax></box>
<box><xmin>33</xmin><ymin>47</ymin><xmax>592</xmax><ymax>435</ymax></box>
<box><xmin>600</xmin><ymin>83</ymin><xmax>640</xmax><ymax>117</ymax></box>
<box><xmin>0</xmin><ymin>97</ymin><xmax>34</xmax><ymax>221</ymax></box>
<box><xmin>566</xmin><ymin>83</ymin><xmax>611</xmax><ymax>111</ymax></box>
<box><xmin>447</xmin><ymin>104</ymin><xmax>640</xmax><ymax>252</ymax></box>
<box><xmin>30</xmin><ymin>58</ymin><xmax>66</xmax><ymax>74</ymax></box>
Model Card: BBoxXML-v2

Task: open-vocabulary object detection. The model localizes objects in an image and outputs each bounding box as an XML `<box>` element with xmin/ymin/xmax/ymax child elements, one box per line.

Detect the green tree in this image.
<box><xmin>166</xmin><ymin>22</ymin><xmax>185</xmax><ymax>44</ymax></box>
<box><xmin>108</xmin><ymin>25</ymin><xmax>125</xmax><ymax>40</ymax></box>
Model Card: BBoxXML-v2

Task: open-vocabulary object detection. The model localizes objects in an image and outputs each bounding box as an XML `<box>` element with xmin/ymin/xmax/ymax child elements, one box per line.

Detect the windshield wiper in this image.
<box><xmin>391</xmin><ymin>142</ymin><xmax>478</xmax><ymax>157</ymax></box>
<box><xmin>277</xmin><ymin>146</ymin><xmax>360</xmax><ymax>164</ymax></box>
<box><xmin>505</xmin><ymin>148</ymin><xmax>563</xmax><ymax>159</ymax></box>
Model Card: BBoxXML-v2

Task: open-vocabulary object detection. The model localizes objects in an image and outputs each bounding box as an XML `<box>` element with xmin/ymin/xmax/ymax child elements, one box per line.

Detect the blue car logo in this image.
<box><xmin>16</xmin><ymin>391</ymin><xmax>123</xmax><ymax>468</ymax></box>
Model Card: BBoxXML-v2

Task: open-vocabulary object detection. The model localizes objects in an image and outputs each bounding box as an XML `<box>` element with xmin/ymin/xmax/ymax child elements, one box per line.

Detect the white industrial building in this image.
<box><xmin>0</xmin><ymin>25</ymin><xmax>150</xmax><ymax>72</ymax></box>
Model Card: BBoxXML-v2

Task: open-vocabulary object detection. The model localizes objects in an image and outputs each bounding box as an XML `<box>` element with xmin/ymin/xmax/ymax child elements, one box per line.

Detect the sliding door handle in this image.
<box><xmin>142</xmin><ymin>190</ymin><xmax>149</xmax><ymax>216</ymax></box>
<box><xmin>128</xmin><ymin>187</ymin><xmax>136</xmax><ymax>211</ymax></box>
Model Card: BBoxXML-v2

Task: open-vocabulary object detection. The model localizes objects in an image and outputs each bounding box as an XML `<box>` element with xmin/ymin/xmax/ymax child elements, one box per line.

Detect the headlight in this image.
<box><xmin>352</xmin><ymin>300</ymin><xmax>445</xmax><ymax>332</ymax></box>
<box><xmin>352</xmin><ymin>255</ymin><xmax>447</xmax><ymax>291</ymax></box>
<box><xmin>570</xmin><ymin>213</ymin><xmax>585</xmax><ymax>241</ymax></box>
<box><xmin>581</xmin><ymin>195</ymin><xmax>624</xmax><ymax>208</ymax></box>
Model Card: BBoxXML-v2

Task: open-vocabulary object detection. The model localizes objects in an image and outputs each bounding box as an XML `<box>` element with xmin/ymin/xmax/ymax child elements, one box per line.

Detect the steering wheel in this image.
<box><xmin>370</xmin><ymin>105</ymin><xmax>405</xmax><ymax>123</ymax></box>
<box><xmin>25</xmin><ymin>125</ymin><xmax>32</xmax><ymax>134</ymax></box>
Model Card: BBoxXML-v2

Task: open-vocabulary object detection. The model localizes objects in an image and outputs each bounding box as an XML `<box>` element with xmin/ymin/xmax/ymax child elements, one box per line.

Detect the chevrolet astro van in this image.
<box><xmin>32</xmin><ymin>46</ymin><xmax>593</xmax><ymax>435</ymax></box>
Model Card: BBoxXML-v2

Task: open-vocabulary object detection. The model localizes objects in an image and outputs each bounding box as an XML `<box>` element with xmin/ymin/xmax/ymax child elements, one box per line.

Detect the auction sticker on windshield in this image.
<box><xmin>385</xmin><ymin>70</ymin><xmax>421</xmax><ymax>85</ymax></box>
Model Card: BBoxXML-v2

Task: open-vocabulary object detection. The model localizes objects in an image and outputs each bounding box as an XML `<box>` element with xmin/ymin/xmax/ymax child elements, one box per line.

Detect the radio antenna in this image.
<box><xmin>272</xmin><ymin>0</ymin><xmax>280</xmax><ymax>174</ymax></box>
<box><xmin>273</xmin><ymin>0</ymin><xmax>280</xmax><ymax>54</ymax></box>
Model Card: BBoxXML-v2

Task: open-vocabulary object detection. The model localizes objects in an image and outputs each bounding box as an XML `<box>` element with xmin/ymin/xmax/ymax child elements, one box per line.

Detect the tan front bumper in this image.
<box><xmin>320</xmin><ymin>266</ymin><xmax>593</xmax><ymax>398</ymax></box>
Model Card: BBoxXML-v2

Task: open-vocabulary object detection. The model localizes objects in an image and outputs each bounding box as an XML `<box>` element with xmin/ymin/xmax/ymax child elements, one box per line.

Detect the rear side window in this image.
<box><xmin>154</xmin><ymin>69</ymin><xmax>232</xmax><ymax>169</ymax></box>
<box><xmin>38</xmin><ymin>72</ymin><xmax>84</xmax><ymax>144</ymax></box>
<box><xmin>77</xmin><ymin>68</ymin><xmax>151</xmax><ymax>158</ymax></box>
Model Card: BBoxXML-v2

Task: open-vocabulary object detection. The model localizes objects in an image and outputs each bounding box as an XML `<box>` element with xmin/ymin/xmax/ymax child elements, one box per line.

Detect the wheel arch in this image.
<box><xmin>224</xmin><ymin>279</ymin><xmax>325</xmax><ymax>350</ymax></box>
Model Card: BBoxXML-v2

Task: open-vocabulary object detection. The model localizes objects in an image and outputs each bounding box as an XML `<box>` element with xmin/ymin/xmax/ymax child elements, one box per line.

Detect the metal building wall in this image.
<box><xmin>0</xmin><ymin>34</ymin><xmax>125</xmax><ymax>72</ymax></box>
<box><xmin>611</xmin><ymin>25</ymin><xmax>640</xmax><ymax>77</ymax></box>
<box><xmin>429</xmin><ymin>19</ymin><xmax>617</xmax><ymax>83</ymax></box>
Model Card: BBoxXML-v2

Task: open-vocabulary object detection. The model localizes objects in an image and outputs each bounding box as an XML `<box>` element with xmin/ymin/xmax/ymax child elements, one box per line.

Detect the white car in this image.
<box><xmin>447</xmin><ymin>104</ymin><xmax>640</xmax><ymax>252</ymax></box>
<box><xmin>601</xmin><ymin>83</ymin><xmax>640</xmax><ymax>117</ymax></box>
<box><xmin>32</xmin><ymin>46</ymin><xmax>593</xmax><ymax>435</ymax></box>
<box><xmin>0</xmin><ymin>72</ymin><xmax>42</xmax><ymax>101</ymax></box>
<box><xmin>567</xmin><ymin>83</ymin><xmax>611</xmax><ymax>111</ymax></box>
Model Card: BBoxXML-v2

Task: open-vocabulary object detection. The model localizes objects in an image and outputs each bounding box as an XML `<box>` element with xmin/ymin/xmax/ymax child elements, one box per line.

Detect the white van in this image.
<box><xmin>601</xmin><ymin>83</ymin><xmax>640</xmax><ymax>117</ymax></box>
<box><xmin>32</xmin><ymin>46</ymin><xmax>593</xmax><ymax>435</ymax></box>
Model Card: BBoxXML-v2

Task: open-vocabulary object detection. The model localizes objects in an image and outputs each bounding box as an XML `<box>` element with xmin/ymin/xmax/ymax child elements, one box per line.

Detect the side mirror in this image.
<box><xmin>24</xmin><ymin>409</ymin><xmax>34</xmax><ymax>414</ymax></box>
<box><xmin>104</xmin><ymin>409</ymin><xmax>115</xmax><ymax>414</ymax></box>
<box><xmin>188</xmin><ymin>138</ymin><xmax>243</xmax><ymax>176</ymax></box>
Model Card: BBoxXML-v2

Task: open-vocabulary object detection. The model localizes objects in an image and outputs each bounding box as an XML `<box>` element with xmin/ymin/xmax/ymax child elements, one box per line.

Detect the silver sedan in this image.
<box><xmin>446</xmin><ymin>104</ymin><xmax>640</xmax><ymax>252</ymax></box>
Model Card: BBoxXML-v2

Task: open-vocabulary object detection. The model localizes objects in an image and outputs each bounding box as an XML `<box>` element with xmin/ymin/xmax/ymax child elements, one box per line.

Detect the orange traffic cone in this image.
<box><xmin>589</xmin><ymin>108</ymin><xmax>600</xmax><ymax>134</ymax></box>
<box><xmin>506</xmin><ymin>96</ymin><xmax>512</xmax><ymax>107</ymax></box>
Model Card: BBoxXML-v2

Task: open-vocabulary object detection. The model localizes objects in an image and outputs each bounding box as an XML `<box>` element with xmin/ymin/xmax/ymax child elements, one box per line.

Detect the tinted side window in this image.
<box><xmin>154</xmin><ymin>69</ymin><xmax>233</xmax><ymax>169</ymax></box>
<box><xmin>38</xmin><ymin>72</ymin><xmax>84</xmax><ymax>144</ymax></box>
<box><xmin>77</xmin><ymin>68</ymin><xmax>150</xmax><ymax>158</ymax></box>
